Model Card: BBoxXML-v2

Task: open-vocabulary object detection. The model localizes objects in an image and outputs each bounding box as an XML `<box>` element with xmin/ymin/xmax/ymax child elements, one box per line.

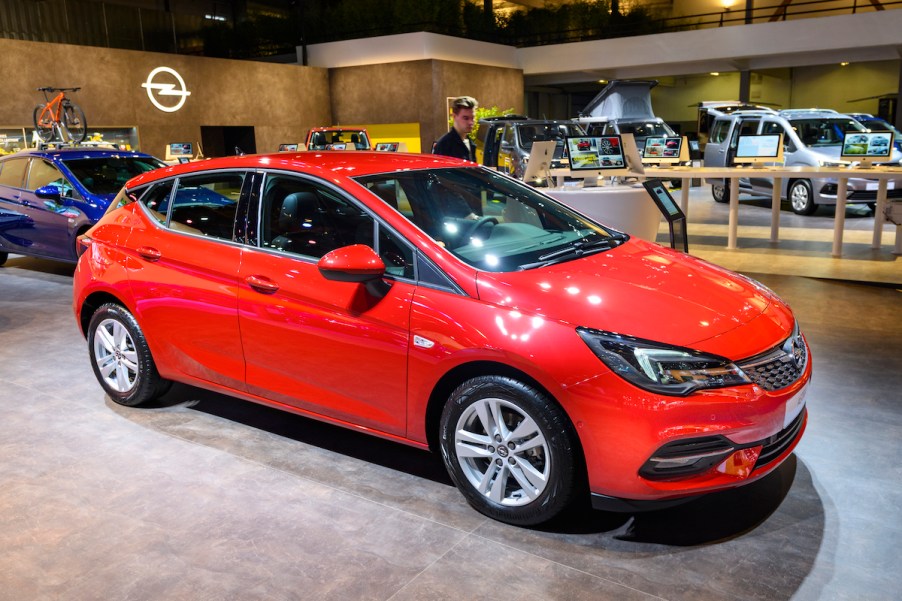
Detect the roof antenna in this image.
<box><xmin>234</xmin><ymin>146</ymin><xmax>245</xmax><ymax>156</ymax></box>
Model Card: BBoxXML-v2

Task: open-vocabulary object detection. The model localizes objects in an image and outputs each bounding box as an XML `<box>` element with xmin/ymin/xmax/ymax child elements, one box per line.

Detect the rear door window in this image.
<box><xmin>170</xmin><ymin>172</ymin><xmax>244</xmax><ymax>240</ymax></box>
<box><xmin>0</xmin><ymin>158</ymin><xmax>28</xmax><ymax>188</ymax></box>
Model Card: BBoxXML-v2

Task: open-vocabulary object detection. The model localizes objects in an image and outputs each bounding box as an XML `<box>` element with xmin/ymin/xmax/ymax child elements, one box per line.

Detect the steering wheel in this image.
<box><xmin>459</xmin><ymin>216</ymin><xmax>498</xmax><ymax>242</ymax></box>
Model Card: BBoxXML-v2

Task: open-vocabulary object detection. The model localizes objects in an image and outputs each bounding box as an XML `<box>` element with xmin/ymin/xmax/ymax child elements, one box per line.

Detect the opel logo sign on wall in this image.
<box><xmin>142</xmin><ymin>67</ymin><xmax>191</xmax><ymax>113</ymax></box>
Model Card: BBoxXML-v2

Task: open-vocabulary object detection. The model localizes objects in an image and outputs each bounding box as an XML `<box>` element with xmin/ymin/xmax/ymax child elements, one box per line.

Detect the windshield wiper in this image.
<box><xmin>519</xmin><ymin>234</ymin><xmax>626</xmax><ymax>270</ymax></box>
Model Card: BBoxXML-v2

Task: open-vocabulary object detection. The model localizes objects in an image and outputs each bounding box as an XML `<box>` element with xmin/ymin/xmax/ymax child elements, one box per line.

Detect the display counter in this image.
<box><xmin>545</xmin><ymin>185</ymin><xmax>662</xmax><ymax>242</ymax></box>
<box><xmin>640</xmin><ymin>165</ymin><xmax>901</xmax><ymax>257</ymax></box>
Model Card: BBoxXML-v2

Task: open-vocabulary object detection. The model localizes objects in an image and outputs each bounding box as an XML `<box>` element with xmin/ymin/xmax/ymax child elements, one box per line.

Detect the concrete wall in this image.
<box><xmin>0</xmin><ymin>37</ymin><xmax>330</xmax><ymax>157</ymax></box>
<box><xmin>329</xmin><ymin>59</ymin><xmax>523</xmax><ymax>151</ymax></box>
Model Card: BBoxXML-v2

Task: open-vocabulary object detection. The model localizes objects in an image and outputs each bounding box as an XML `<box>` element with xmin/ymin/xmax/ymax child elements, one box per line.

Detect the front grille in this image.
<box><xmin>738</xmin><ymin>332</ymin><xmax>808</xmax><ymax>391</ymax></box>
<box><xmin>754</xmin><ymin>408</ymin><xmax>806</xmax><ymax>469</ymax></box>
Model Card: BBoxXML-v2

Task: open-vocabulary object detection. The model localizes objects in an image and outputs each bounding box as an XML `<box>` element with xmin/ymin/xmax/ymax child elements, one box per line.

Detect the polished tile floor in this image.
<box><xmin>0</xmin><ymin>191</ymin><xmax>900</xmax><ymax>600</ymax></box>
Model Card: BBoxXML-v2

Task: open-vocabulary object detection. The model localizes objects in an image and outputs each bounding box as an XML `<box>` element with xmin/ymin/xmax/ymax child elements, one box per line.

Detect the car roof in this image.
<box><xmin>125</xmin><ymin>151</ymin><xmax>471</xmax><ymax>189</ymax></box>
<box><xmin>1</xmin><ymin>147</ymin><xmax>156</xmax><ymax>161</ymax></box>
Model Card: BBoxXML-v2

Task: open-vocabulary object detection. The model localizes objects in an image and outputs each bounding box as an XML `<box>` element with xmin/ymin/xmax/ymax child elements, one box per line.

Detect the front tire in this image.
<box><xmin>712</xmin><ymin>182</ymin><xmax>729</xmax><ymax>203</ymax></box>
<box><xmin>0</xmin><ymin>251</ymin><xmax>8</xmax><ymax>266</ymax></box>
<box><xmin>62</xmin><ymin>102</ymin><xmax>87</xmax><ymax>143</ymax></box>
<box><xmin>33</xmin><ymin>104</ymin><xmax>54</xmax><ymax>143</ymax></box>
<box><xmin>789</xmin><ymin>179</ymin><xmax>817</xmax><ymax>215</ymax></box>
<box><xmin>439</xmin><ymin>376</ymin><xmax>580</xmax><ymax>526</ymax></box>
<box><xmin>87</xmin><ymin>303</ymin><xmax>169</xmax><ymax>406</ymax></box>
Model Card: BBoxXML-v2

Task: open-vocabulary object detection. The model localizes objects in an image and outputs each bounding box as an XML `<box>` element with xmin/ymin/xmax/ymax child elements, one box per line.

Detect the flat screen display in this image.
<box><xmin>840</xmin><ymin>131</ymin><xmax>893</xmax><ymax>160</ymax></box>
<box><xmin>177</xmin><ymin>157</ymin><xmax>191</xmax><ymax>164</ymax></box>
<box><xmin>565</xmin><ymin>136</ymin><xmax>625</xmax><ymax>171</ymax></box>
<box><xmin>168</xmin><ymin>142</ymin><xmax>193</xmax><ymax>157</ymax></box>
<box><xmin>735</xmin><ymin>134</ymin><xmax>781</xmax><ymax>158</ymax></box>
<box><xmin>642</xmin><ymin>136</ymin><xmax>682</xmax><ymax>159</ymax></box>
<box><xmin>278</xmin><ymin>143</ymin><xmax>298</xmax><ymax>151</ymax></box>
<box><xmin>375</xmin><ymin>142</ymin><xmax>400</xmax><ymax>152</ymax></box>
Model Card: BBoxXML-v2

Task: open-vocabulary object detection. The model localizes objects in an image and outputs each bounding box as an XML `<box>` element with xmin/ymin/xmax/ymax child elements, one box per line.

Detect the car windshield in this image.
<box><xmin>859</xmin><ymin>118</ymin><xmax>902</xmax><ymax>139</ymax></box>
<box><xmin>62</xmin><ymin>156</ymin><xmax>165</xmax><ymax>195</ymax></box>
<box><xmin>617</xmin><ymin>121</ymin><xmax>676</xmax><ymax>138</ymax></box>
<box><xmin>789</xmin><ymin>117</ymin><xmax>865</xmax><ymax>147</ymax></box>
<box><xmin>309</xmin><ymin>130</ymin><xmax>370</xmax><ymax>150</ymax></box>
<box><xmin>354</xmin><ymin>167</ymin><xmax>625</xmax><ymax>272</ymax></box>
<box><xmin>518</xmin><ymin>124</ymin><xmax>585</xmax><ymax>152</ymax></box>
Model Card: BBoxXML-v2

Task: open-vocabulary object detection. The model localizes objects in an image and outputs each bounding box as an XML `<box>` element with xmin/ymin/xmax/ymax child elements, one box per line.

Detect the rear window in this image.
<box><xmin>61</xmin><ymin>156</ymin><xmax>165</xmax><ymax>195</ymax></box>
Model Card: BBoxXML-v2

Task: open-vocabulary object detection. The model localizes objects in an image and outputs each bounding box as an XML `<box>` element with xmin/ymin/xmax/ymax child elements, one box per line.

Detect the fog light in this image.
<box><xmin>639</xmin><ymin>436</ymin><xmax>736</xmax><ymax>480</ymax></box>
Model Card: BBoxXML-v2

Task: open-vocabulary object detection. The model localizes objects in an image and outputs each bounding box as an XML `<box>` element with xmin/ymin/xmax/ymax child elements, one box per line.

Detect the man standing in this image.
<box><xmin>433</xmin><ymin>96</ymin><xmax>478</xmax><ymax>161</ymax></box>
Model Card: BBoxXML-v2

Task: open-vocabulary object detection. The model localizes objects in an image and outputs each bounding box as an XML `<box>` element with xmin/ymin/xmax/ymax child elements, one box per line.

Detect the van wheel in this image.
<box><xmin>789</xmin><ymin>180</ymin><xmax>817</xmax><ymax>215</ymax></box>
<box><xmin>712</xmin><ymin>183</ymin><xmax>729</xmax><ymax>203</ymax></box>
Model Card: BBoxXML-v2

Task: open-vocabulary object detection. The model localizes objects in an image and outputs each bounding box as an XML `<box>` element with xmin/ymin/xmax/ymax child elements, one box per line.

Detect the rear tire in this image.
<box><xmin>33</xmin><ymin>104</ymin><xmax>54</xmax><ymax>143</ymax></box>
<box><xmin>87</xmin><ymin>303</ymin><xmax>169</xmax><ymax>406</ymax></box>
<box><xmin>712</xmin><ymin>182</ymin><xmax>729</xmax><ymax>203</ymax></box>
<box><xmin>0</xmin><ymin>251</ymin><xmax>8</xmax><ymax>267</ymax></box>
<box><xmin>439</xmin><ymin>375</ymin><xmax>580</xmax><ymax>526</ymax></box>
<box><xmin>789</xmin><ymin>179</ymin><xmax>817</xmax><ymax>215</ymax></box>
<box><xmin>62</xmin><ymin>102</ymin><xmax>87</xmax><ymax>143</ymax></box>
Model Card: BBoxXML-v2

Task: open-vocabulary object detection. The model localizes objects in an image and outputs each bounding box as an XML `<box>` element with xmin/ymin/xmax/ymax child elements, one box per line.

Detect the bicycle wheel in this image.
<box><xmin>33</xmin><ymin>104</ymin><xmax>54</xmax><ymax>143</ymax></box>
<box><xmin>62</xmin><ymin>102</ymin><xmax>87</xmax><ymax>143</ymax></box>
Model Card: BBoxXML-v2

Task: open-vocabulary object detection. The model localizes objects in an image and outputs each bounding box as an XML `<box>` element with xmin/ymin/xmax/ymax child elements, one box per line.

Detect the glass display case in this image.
<box><xmin>0</xmin><ymin>127</ymin><xmax>28</xmax><ymax>155</ymax></box>
<box><xmin>1</xmin><ymin>126</ymin><xmax>140</xmax><ymax>152</ymax></box>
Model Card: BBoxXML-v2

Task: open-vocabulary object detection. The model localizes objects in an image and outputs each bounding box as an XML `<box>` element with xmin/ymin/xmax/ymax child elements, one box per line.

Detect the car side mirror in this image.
<box><xmin>34</xmin><ymin>185</ymin><xmax>61</xmax><ymax>202</ymax></box>
<box><xmin>317</xmin><ymin>244</ymin><xmax>391</xmax><ymax>298</ymax></box>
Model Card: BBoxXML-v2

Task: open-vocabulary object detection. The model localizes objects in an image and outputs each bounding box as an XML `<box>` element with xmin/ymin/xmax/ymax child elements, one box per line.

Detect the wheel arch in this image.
<box><xmin>423</xmin><ymin>360</ymin><xmax>580</xmax><ymax>458</ymax></box>
<box><xmin>78</xmin><ymin>290</ymin><xmax>129</xmax><ymax>338</ymax></box>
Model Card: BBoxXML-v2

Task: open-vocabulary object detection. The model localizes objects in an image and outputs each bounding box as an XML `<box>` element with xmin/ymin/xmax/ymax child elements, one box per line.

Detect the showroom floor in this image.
<box><xmin>1</xmin><ymin>188</ymin><xmax>900</xmax><ymax>601</ymax></box>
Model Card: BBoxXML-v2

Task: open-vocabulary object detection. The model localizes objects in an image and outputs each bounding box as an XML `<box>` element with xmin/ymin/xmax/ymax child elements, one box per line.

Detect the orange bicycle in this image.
<box><xmin>33</xmin><ymin>86</ymin><xmax>87</xmax><ymax>144</ymax></box>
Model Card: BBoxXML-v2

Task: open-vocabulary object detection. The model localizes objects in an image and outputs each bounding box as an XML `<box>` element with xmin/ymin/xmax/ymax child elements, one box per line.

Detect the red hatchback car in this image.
<box><xmin>73</xmin><ymin>152</ymin><xmax>810</xmax><ymax>525</ymax></box>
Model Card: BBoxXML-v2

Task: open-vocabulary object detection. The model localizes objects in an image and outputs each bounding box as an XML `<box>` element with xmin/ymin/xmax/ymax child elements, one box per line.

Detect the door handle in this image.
<box><xmin>137</xmin><ymin>246</ymin><xmax>162</xmax><ymax>262</ymax></box>
<box><xmin>245</xmin><ymin>275</ymin><xmax>280</xmax><ymax>294</ymax></box>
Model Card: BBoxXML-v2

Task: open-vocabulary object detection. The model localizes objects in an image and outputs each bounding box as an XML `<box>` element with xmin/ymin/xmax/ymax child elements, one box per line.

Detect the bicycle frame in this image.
<box><xmin>37</xmin><ymin>87</ymin><xmax>78</xmax><ymax>126</ymax></box>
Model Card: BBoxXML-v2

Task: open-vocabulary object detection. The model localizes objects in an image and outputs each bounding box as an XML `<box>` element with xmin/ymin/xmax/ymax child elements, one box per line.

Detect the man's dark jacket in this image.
<box><xmin>433</xmin><ymin>130</ymin><xmax>476</xmax><ymax>162</ymax></box>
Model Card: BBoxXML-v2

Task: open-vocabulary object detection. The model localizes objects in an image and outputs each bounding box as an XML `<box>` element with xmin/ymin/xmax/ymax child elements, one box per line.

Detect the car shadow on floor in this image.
<box><xmin>141</xmin><ymin>382</ymin><xmax>813</xmax><ymax>545</ymax></box>
<box><xmin>155</xmin><ymin>382</ymin><xmax>454</xmax><ymax>486</ymax></box>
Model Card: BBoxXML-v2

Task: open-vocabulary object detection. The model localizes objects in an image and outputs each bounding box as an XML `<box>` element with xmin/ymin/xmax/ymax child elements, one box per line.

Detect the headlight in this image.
<box><xmin>577</xmin><ymin>327</ymin><xmax>752</xmax><ymax>396</ymax></box>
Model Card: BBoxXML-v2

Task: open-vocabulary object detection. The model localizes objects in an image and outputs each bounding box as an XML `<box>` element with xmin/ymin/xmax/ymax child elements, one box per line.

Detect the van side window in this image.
<box><xmin>709</xmin><ymin>120</ymin><xmax>729</xmax><ymax>144</ymax></box>
<box><xmin>762</xmin><ymin>121</ymin><xmax>796</xmax><ymax>152</ymax></box>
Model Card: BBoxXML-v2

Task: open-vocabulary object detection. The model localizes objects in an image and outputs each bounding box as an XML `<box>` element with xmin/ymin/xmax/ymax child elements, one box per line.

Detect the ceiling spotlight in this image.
<box><xmin>710</xmin><ymin>72</ymin><xmax>720</xmax><ymax>76</ymax></box>
<box><xmin>840</xmin><ymin>62</ymin><xmax>849</xmax><ymax>67</ymax></box>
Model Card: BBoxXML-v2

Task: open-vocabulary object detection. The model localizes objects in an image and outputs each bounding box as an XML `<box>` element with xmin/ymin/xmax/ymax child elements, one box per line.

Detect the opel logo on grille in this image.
<box><xmin>782</xmin><ymin>334</ymin><xmax>804</xmax><ymax>369</ymax></box>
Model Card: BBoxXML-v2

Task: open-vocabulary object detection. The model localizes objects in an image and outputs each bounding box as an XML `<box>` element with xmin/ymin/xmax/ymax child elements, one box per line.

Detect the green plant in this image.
<box><xmin>449</xmin><ymin>105</ymin><xmax>516</xmax><ymax>141</ymax></box>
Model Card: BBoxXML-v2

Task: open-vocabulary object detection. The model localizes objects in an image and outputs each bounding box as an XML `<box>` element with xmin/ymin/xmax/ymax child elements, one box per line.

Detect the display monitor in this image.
<box><xmin>734</xmin><ymin>134</ymin><xmax>784</xmax><ymax>167</ymax></box>
<box><xmin>278</xmin><ymin>143</ymin><xmax>298</xmax><ymax>152</ymax></box>
<box><xmin>619</xmin><ymin>133</ymin><xmax>645</xmax><ymax>175</ymax></box>
<box><xmin>642</xmin><ymin>136</ymin><xmax>683</xmax><ymax>166</ymax></box>
<box><xmin>565</xmin><ymin>136</ymin><xmax>625</xmax><ymax>172</ymax></box>
<box><xmin>375</xmin><ymin>142</ymin><xmax>401</xmax><ymax>152</ymax></box>
<box><xmin>521</xmin><ymin>140</ymin><xmax>556</xmax><ymax>184</ymax></box>
<box><xmin>165</xmin><ymin>142</ymin><xmax>193</xmax><ymax>161</ymax></box>
<box><xmin>840</xmin><ymin>131</ymin><xmax>893</xmax><ymax>168</ymax></box>
<box><xmin>177</xmin><ymin>157</ymin><xmax>191</xmax><ymax>164</ymax></box>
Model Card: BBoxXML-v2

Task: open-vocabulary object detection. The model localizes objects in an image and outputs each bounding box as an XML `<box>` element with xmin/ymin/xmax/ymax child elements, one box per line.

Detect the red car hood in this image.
<box><xmin>475</xmin><ymin>238</ymin><xmax>790</xmax><ymax>352</ymax></box>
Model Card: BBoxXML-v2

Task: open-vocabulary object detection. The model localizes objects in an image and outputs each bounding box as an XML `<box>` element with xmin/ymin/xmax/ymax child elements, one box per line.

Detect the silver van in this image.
<box><xmin>704</xmin><ymin>109</ymin><xmax>902</xmax><ymax>214</ymax></box>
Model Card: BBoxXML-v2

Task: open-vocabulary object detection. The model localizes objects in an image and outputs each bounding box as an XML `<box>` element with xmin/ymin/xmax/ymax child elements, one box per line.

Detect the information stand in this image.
<box><xmin>642</xmin><ymin>179</ymin><xmax>688</xmax><ymax>252</ymax></box>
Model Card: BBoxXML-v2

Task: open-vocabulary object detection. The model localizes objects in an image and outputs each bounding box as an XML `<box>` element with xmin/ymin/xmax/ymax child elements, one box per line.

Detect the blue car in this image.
<box><xmin>0</xmin><ymin>148</ymin><xmax>165</xmax><ymax>265</ymax></box>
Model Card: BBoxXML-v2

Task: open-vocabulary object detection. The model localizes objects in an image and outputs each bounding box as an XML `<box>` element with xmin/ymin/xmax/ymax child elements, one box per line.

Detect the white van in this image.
<box><xmin>704</xmin><ymin>109</ymin><xmax>902</xmax><ymax>214</ymax></box>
